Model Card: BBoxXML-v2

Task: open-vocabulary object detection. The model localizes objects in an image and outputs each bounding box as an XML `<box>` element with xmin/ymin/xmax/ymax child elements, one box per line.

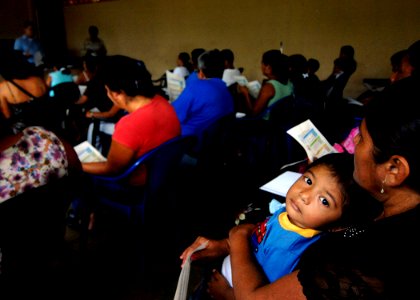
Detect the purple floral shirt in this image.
<box><xmin>0</xmin><ymin>127</ymin><xmax>68</xmax><ymax>203</ymax></box>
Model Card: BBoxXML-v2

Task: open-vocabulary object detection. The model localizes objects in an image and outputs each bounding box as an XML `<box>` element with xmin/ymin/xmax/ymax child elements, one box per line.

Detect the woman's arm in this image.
<box><xmin>238</xmin><ymin>82</ymin><xmax>275</xmax><ymax>117</ymax></box>
<box><xmin>86</xmin><ymin>104</ymin><xmax>121</xmax><ymax>119</ymax></box>
<box><xmin>75</xmin><ymin>94</ymin><xmax>88</xmax><ymax>105</ymax></box>
<box><xmin>250</xmin><ymin>82</ymin><xmax>275</xmax><ymax>117</ymax></box>
<box><xmin>82</xmin><ymin>139</ymin><xmax>135</xmax><ymax>175</ymax></box>
<box><xmin>229</xmin><ymin>225</ymin><xmax>307</xmax><ymax>300</ymax></box>
<box><xmin>0</xmin><ymin>96</ymin><xmax>12</xmax><ymax>119</ymax></box>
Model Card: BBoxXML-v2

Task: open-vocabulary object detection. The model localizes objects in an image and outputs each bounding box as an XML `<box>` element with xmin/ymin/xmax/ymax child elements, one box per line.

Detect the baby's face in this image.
<box><xmin>285</xmin><ymin>165</ymin><xmax>344</xmax><ymax>229</ymax></box>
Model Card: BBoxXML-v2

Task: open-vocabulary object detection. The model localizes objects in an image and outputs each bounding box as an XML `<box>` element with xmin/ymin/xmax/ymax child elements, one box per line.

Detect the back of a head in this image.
<box><xmin>262</xmin><ymin>49</ymin><xmax>290</xmax><ymax>82</ymax></box>
<box><xmin>390</xmin><ymin>49</ymin><xmax>408</xmax><ymax>72</ymax></box>
<box><xmin>307</xmin><ymin>58</ymin><xmax>320</xmax><ymax>73</ymax></box>
<box><xmin>197</xmin><ymin>49</ymin><xmax>224</xmax><ymax>79</ymax></box>
<box><xmin>407</xmin><ymin>39</ymin><xmax>420</xmax><ymax>77</ymax></box>
<box><xmin>178</xmin><ymin>52</ymin><xmax>192</xmax><ymax>71</ymax></box>
<box><xmin>221</xmin><ymin>49</ymin><xmax>235</xmax><ymax>65</ymax></box>
<box><xmin>178</xmin><ymin>52</ymin><xmax>190</xmax><ymax>64</ymax></box>
<box><xmin>191</xmin><ymin>48</ymin><xmax>206</xmax><ymax>68</ymax></box>
<box><xmin>88</xmin><ymin>25</ymin><xmax>99</xmax><ymax>37</ymax></box>
<box><xmin>23</xmin><ymin>20</ymin><xmax>34</xmax><ymax>30</ymax></box>
<box><xmin>340</xmin><ymin>45</ymin><xmax>355</xmax><ymax>58</ymax></box>
<box><xmin>289</xmin><ymin>54</ymin><xmax>308</xmax><ymax>76</ymax></box>
<box><xmin>365</xmin><ymin>76</ymin><xmax>420</xmax><ymax>193</ymax></box>
<box><xmin>98</xmin><ymin>55</ymin><xmax>155</xmax><ymax>98</ymax></box>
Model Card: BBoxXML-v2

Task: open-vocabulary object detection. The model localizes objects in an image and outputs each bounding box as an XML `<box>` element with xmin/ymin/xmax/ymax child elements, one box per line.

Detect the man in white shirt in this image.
<box><xmin>221</xmin><ymin>49</ymin><xmax>241</xmax><ymax>87</ymax></box>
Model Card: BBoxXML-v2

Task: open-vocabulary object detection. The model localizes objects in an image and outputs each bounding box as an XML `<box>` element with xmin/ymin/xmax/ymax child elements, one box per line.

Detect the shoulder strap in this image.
<box><xmin>7</xmin><ymin>80</ymin><xmax>36</xmax><ymax>99</ymax></box>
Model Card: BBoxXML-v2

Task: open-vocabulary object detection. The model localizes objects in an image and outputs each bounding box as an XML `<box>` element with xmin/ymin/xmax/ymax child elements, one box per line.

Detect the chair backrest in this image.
<box><xmin>189</xmin><ymin>113</ymin><xmax>236</xmax><ymax>172</ymax></box>
<box><xmin>91</xmin><ymin>134</ymin><xmax>197</xmax><ymax>223</ymax></box>
<box><xmin>233</xmin><ymin>95</ymin><xmax>298</xmax><ymax>179</ymax></box>
<box><xmin>267</xmin><ymin>94</ymin><xmax>297</xmax><ymax>129</ymax></box>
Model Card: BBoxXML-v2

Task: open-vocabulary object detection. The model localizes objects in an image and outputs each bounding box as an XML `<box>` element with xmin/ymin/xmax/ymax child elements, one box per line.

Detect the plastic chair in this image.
<box><xmin>234</xmin><ymin>95</ymin><xmax>298</xmax><ymax>180</ymax></box>
<box><xmin>84</xmin><ymin>135</ymin><xmax>196</xmax><ymax>227</ymax></box>
<box><xmin>78</xmin><ymin>134</ymin><xmax>197</xmax><ymax>274</ymax></box>
<box><xmin>186</xmin><ymin>112</ymin><xmax>236</xmax><ymax>172</ymax></box>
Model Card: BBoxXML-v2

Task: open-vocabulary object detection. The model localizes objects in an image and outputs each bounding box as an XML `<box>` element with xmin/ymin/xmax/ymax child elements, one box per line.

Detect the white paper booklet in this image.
<box><xmin>74</xmin><ymin>141</ymin><xmax>106</xmax><ymax>163</ymax></box>
<box><xmin>166</xmin><ymin>70</ymin><xmax>186</xmax><ymax>102</ymax></box>
<box><xmin>234</xmin><ymin>75</ymin><xmax>248</xmax><ymax>86</ymax></box>
<box><xmin>287</xmin><ymin>119</ymin><xmax>337</xmax><ymax>162</ymax></box>
<box><xmin>234</xmin><ymin>75</ymin><xmax>261</xmax><ymax>99</ymax></box>
<box><xmin>260</xmin><ymin>171</ymin><xmax>302</xmax><ymax>197</ymax></box>
<box><xmin>246</xmin><ymin>80</ymin><xmax>261</xmax><ymax>99</ymax></box>
<box><xmin>173</xmin><ymin>241</ymin><xmax>208</xmax><ymax>300</ymax></box>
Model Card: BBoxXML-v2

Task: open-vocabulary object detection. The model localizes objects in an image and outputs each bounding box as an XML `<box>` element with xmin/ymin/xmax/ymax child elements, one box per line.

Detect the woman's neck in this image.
<box><xmin>125</xmin><ymin>95</ymin><xmax>152</xmax><ymax>113</ymax></box>
<box><xmin>381</xmin><ymin>189</ymin><xmax>420</xmax><ymax>219</ymax></box>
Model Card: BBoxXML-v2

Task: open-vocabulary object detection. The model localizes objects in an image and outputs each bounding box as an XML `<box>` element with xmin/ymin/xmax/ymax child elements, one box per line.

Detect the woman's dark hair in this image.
<box><xmin>197</xmin><ymin>49</ymin><xmax>224</xmax><ymax>79</ymax></box>
<box><xmin>308</xmin><ymin>58</ymin><xmax>320</xmax><ymax>73</ymax></box>
<box><xmin>191</xmin><ymin>48</ymin><xmax>206</xmax><ymax>68</ymax></box>
<box><xmin>340</xmin><ymin>45</ymin><xmax>355</xmax><ymax>58</ymax></box>
<box><xmin>88</xmin><ymin>25</ymin><xmax>99</xmax><ymax>37</ymax></box>
<box><xmin>178</xmin><ymin>52</ymin><xmax>193</xmax><ymax>73</ymax></box>
<box><xmin>407</xmin><ymin>40</ymin><xmax>420</xmax><ymax>77</ymax></box>
<box><xmin>262</xmin><ymin>50</ymin><xmax>290</xmax><ymax>84</ymax></box>
<box><xmin>365</xmin><ymin>76</ymin><xmax>420</xmax><ymax>193</ymax></box>
<box><xmin>390</xmin><ymin>49</ymin><xmax>408</xmax><ymax>72</ymax></box>
<box><xmin>221</xmin><ymin>49</ymin><xmax>235</xmax><ymax>65</ymax></box>
<box><xmin>97</xmin><ymin>55</ymin><xmax>155</xmax><ymax>98</ymax></box>
<box><xmin>307</xmin><ymin>153</ymin><xmax>380</xmax><ymax>229</ymax></box>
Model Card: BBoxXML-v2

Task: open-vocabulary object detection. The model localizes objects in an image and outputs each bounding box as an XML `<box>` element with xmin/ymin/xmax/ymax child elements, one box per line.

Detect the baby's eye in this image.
<box><xmin>303</xmin><ymin>176</ymin><xmax>312</xmax><ymax>185</ymax></box>
<box><xmin>320</xmin><ymin>197</ymin><xmax>330</xmax><ymax>207</ymax></box>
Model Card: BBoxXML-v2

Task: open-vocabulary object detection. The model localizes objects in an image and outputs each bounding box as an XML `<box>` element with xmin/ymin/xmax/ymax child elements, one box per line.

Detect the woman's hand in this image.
<box><xmin>179</xmin><ymin>236</ymin><xmax>230</xmax><ymax>267</ymax></box>
<box><xmin>238</xmin><ymin>84</ymin><xmax>250</xmax><ymax>96</ymax></box>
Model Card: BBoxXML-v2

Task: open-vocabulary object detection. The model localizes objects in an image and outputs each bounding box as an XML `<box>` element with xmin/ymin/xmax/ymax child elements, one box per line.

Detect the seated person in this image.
<box><xmin>172</xmin><ymin>49</ymin><xmax>234</xmax><ymax>148</ymax></box>
<box><xmin>81</xmin><ymin>55</ymin><xmax>181</xmax><ymax>186</ymax></box>
<box><xmin>74</xmin><ymin>55</ymin><xmax>99</xmax><ymax>85</ymax></box>
<box><xmin>72</xmin><ymin>56</ymin><xmax>123</xmax><ymax>146</ymax></box>
<box><xmin>321</xmin><ymin>55</ymin><xmax>354</xmax><ymax>110</ymax></box>
<box><xmin>289</xmin><ymin>54</ymin><xmax>323</xmax><ymax>123</ymax></box>
<box><xmin>85</xmin><ymin>103</ymin><xmax>125</xmax><ymax>154</ymax></box>
<box><xmin>186</xmin><ymin>48</ymin><xmax>206</xmax><ymax>85</ymax></box>
<box><xmin>238</xmin><ymin>50</ymin><xmax>293</xmax><ymax>120</ymax></box>
<box><xmin>45</xmin><ymin>60</ymin><xmax>80</xmax><ymax>107</ymax></box>
<box><xmin>181</xmin><ymin>153</ymin><xmax>379</xmax><ymax>299</ymax></box>
<box><xmin>221</xmin><ymin>48</ymin><xmax>241</xmax><ymax>87</ymax></box>
<box><xmin>0</xmin><ymin>49</ymin><xmax>59</xmax><ymax>133</ymax></box>
<box><xmin>173</xmin><ymin>51</ymin><xmax>193</xmax><ymax>79</ymax></box>
<box><xmin>80</xmin><ymin>55</ymin><xmax>181</xmax><ymax>230</ymax></box>
<box><xmin>0</xmin><ymin>121</ymin><xmax>81</xmax><ymax>281</ymax></box>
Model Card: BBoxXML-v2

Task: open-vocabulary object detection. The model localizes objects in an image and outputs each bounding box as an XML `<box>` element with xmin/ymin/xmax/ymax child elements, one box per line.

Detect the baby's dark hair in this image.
<box><xmin>307</xmin><ymin>153</ymin><xmax>381</xmax><ymax>230</ymax></box>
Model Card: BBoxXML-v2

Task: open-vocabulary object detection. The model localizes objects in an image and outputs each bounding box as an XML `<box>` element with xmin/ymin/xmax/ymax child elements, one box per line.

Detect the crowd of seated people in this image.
<box><xmin>1</xmin><ymin>36</ymin><xmax>419</xmax><ymax>299</ymax></box>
